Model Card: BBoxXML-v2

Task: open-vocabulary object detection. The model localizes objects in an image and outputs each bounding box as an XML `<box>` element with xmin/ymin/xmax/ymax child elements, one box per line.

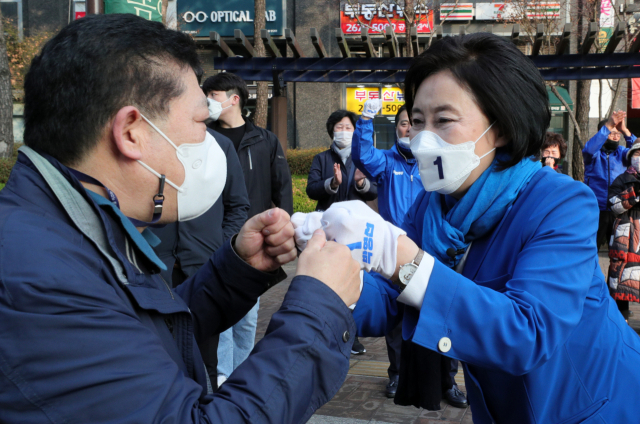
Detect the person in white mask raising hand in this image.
<box><xmin>306</xmin><ymin>110</ymin><xmax>378</xmax><ymax>213</ymax></box>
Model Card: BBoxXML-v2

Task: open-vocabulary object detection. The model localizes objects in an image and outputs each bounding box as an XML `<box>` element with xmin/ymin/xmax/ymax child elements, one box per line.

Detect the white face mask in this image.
<box><xmin>397</xmin><ymin>130</ymin><xmax>411</xmax><ymax>149</ymax></box>
<box><xmin>333</xmin><ymin>131</ymin><xmax>353</xmax><ymax>149</ymax></box>
<box><xmin>138</xmin><ymin>115</ymin><xmax>227</xmax><ymax>221</ymax></box>
<box><xmin>208</xmin><ymin>96</ymin><xmax>233</xmax><ymax>121</ymax></box>
<box><xmin>632</xmin><ymin>156</ymin><xmax>640</xmax><ymax>173</ymax></box>
<box><xmin>410</xmin><ymin>123</ymin><xmax>496</xmax><ymax>195</ymax></box>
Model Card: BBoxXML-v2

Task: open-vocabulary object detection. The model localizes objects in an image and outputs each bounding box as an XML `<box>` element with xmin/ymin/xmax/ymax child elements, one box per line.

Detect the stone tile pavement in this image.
<box><xmin>254</xmin><ymin>252</ymin><xmax>640</xmax><ymax>424</ymax></box>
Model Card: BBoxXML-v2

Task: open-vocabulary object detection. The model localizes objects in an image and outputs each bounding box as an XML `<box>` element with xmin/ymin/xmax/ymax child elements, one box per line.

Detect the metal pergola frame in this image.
<box><xmin>211</xmin><ymin>22</ymin><xmax>640</xmax><ymax>83</ymax></box>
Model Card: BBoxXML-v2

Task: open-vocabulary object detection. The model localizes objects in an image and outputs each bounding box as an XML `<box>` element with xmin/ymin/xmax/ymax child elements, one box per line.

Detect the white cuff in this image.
<box><xmin>348</xmin><ymin>270</ymin><xmax>365</xmax><ymax>310</ymax></box>
<box><xmin>324</xmin><ymin>178</ymin><xmax>339</xmax><ymax>194</ymax></box>
<box><xmin>355</xmin><ymin>178</ymin><xmax>370</xmax><ymax>193</ymax></box>
<box><xmin>397</xmin><ymin>254</ymin><xmax>435</xmax><ymax>310</ymax></box>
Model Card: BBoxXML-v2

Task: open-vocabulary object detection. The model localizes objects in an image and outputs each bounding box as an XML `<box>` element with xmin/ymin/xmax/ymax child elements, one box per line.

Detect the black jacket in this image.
<box><xmin>152</xmin><ymin>129</ymin><xmax>250</xmax><ymax>282</ymax></box>
<box><xmin>306</xmin><ymin>148</ymin><xmax>378</xmax><ymax>212</ymax></box>
<box><xmin>210</xmin><ymin>118</ymin><xmax>293</xmax><ymax>219</ymax></box>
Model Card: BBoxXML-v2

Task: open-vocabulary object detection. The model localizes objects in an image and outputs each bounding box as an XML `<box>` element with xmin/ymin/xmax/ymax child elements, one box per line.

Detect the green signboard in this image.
<box><xmin>105</xmin><ymin>0</ymin><xmax>162</xmax><ymax>22</ymax></box>
<box><xmin>177</xmin><ymin>0</ymin><xmax>286</xmax><ymax>37</ymax></box>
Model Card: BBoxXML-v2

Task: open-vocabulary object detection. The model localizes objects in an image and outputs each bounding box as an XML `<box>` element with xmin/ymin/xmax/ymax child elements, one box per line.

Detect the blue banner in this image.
<box><xmin>178</xmin><ymin>0</ymin><xmax>286</xmax><ymax>37</ymax></box>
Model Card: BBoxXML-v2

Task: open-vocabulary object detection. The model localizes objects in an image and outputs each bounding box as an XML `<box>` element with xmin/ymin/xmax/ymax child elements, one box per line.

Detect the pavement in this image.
<box><xmin>254</xmin><ymin>252</ymin><xmax>640</xmax><ymax>424</ymax></box>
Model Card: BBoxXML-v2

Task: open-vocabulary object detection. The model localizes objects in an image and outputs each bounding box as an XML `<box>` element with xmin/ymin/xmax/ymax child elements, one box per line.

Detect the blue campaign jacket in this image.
<box><xmin>354</xmin><ymin>166</ymin><xmax>640</xmax><ymax>424</ymax></box>
<box><xmin>351</xmin><ymin>118</ymin><xmax>423</xmax><ymax>228</ymax></box>
<box><xmin>0</xmin><ymin>150</ymin><xmax>356</xmax><ymax>424</ymax></box>
<box><xmin>583</xmin><ymin>126</ymin><xmax>636</xmax><ymax>211</ymax></box>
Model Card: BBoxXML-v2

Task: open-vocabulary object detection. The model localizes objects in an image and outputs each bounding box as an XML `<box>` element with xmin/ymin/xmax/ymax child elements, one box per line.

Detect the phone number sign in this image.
<box><xmin>340</xmin><ymin>2</ymin><xmax>433</xmax><ymax>34</ymax></box>
<box><xmin>346</xmin><ymin>87</ymin><xmax>405</xmax><ymax>116</ymax></box>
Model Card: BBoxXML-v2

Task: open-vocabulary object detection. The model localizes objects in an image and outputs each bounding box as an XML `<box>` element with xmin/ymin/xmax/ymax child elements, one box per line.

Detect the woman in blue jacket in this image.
<box><xmin>307</xmin><ymin>33</ymin><xmax>640</xmax><ymax>423</ymax></box>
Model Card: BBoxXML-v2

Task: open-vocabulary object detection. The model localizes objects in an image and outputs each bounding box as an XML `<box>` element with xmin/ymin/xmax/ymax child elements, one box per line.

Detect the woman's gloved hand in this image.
<box><xmin>292</xmin><ymin>201</ymin><xmax>406</xmax><ymax>279</ymax></box>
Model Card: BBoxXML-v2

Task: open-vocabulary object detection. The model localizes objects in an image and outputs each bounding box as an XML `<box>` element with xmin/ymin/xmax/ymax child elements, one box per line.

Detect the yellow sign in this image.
<box><xmin>381</xmin><ymin>87</ymin><xmax>405</xmax><ymax>116</ymax></box>
<box><xmin>346</xmin><ymin>87</ymin><xmax>380</xmax><ymax>115</ymax></box>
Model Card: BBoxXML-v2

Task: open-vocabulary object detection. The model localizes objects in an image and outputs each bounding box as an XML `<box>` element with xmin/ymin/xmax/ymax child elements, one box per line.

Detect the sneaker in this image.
<box><xmin>351</xmin><ymin>336</ymin><xmax>366</xmax><ymax>355</ymax></box>
<box><xmin>444</xmin><ymin>385</ymin><xmax>468</xmax><ymax>408</ymax></box>
<box><xmin>385</xmin><ymin>376</ymin><xmax>399</xmax><ymax>398</ymax></box>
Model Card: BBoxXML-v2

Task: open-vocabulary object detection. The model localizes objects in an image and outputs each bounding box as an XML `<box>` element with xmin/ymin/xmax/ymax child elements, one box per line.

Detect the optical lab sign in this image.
<box><xmin>178</xmin><ymin>0</ymin><xmax>285</xmax><ymax>36</ymax></box>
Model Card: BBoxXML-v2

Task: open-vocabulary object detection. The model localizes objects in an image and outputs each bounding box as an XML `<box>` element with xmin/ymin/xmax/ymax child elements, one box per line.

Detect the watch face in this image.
<box><xmin>399</xmin><ymin>263</ymin><xmax>418</xmax><ymax>285</ymax></box>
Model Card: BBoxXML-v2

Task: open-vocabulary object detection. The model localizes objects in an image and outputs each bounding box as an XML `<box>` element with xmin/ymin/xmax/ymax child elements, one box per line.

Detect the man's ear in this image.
<box><xmin>112</xmin><ymin>106</ymin><xmax>145</xmax><ymax>160</ymax></box>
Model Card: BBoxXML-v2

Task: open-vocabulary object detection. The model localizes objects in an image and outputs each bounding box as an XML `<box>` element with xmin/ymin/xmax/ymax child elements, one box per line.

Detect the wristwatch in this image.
<box><xmin>397</xmin><ymin>249</ymin><xmax>425</xmax><ymax>291</ymax></box>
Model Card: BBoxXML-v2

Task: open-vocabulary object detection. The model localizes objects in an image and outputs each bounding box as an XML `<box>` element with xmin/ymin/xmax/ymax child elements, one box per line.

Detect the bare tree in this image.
<box><xmin>254</xmin><ymin>0</ymin><xmax>269</xmax><ymax>128</ymax></box>
<box><xmin>0</xmin><ymin>11</ymin><xmax>14</xmax><ymax>159</ymax></box>
<box><xmin>161</xmin><ymin>0</ymin><xmax>169</xmax><ymax>25</ymax></box>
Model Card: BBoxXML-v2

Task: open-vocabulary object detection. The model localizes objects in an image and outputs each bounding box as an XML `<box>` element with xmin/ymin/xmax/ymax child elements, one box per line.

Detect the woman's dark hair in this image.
<box><xmin>24</xmin><ymin>14</ymin><xmax>203</xmax><ymax>166</ymax></box>
<box><xmin>395</xmin><ymin>105</ymin><xmax>408</xmax><ymax>128</ymax></box>
<box><xmin>326</xmin><ymin>110</ymin><xmax>357</xmax><ymax>139</ymax></box>
<box><xmin>541</xmin><ymin>132</ymin><xmax>567</xmax><ymax>159</ymax></box>
<box><xmin>201</xmin><ymin>72</ymin><xmax>249</xmax><ymax>111</ymax></box>
<box><xmin>404</xmin><ymin>33</ymin><xmax>550</xmax><ymax>169</ymax></box>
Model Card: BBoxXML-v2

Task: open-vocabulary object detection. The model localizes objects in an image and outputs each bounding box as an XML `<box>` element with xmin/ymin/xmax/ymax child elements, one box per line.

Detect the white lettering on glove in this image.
<box><xmin>321</xmin><ymin>200</ymin><xmax>405</xmax><ymax>279</ymax></box>
<box><xmin>362</xmin><ymin>99</ymin><xmax>382</xmax><ymax>119</ymax></box>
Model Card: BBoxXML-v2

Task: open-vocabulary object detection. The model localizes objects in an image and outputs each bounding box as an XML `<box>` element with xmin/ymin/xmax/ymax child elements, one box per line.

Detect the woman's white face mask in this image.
<box><xmin>333</xmin><ymin>131</ymin><xmax>354</xmax><ymax>149</ymax></box>
<box><xmin>410</xmin><ymin>123</ymin><xmax>495</xmax><ymax>195</ymax></box>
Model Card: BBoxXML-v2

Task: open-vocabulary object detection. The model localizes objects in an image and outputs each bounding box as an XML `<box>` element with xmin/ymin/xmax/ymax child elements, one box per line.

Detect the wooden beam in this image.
<box><xmin>210</xmin><ymin>32</ymin><xmax>234</xmax><ymax>58</ymax></box>
<box><xmin>604</xmin><ymin>22</ymin><xmax>624</xmax><ymax>54</ymax></box>
<box><xmin>361</xmin><ymin>27</ymin><xmax>375</xmax><ymax>58</ymax></box>
<box><xmin>556</xmin><ymin>23</ymin><xmax>571</xmax><ymax>55</ymax></box>
<box><xmin>336</xmin><ymin>28</ymin><xmax>351</xmax><ymax>58</ymax></box>
<box><xmin>511</xmin><ymin>24</ymin><xmax>520</xmax><ymax>43</ymax></box>
<box><xmin>531</xmin><ymin>24</ymin><xmax>544</xmax><ymax>56</ymax></box>
<box><xmin>234</xmin><ymin>29</ymin><xmax>255</xmax><ymax>58</ymax></box>
<box><xmin>385</xmin><ymin>26</ymin><xmax>398</xmax><ymax>58</ymax></box>
<box><xmin>310</xmin><ymin>28</ymin><xmax>328</xmax><ymax>58</ymax></box>
<box><xmin>285</xmin><ymin>29</ymin><xmax>305</xmax><ymax>58</ymax></box>
<box><xmin>581</xmin><ymin>21</ymin><xmax>597</xmax><ymax>55</ymax></box>
<box><xmin>261</xmin><ymin>29</ymin><xmax>282</xmax><ymax>57</ymax></box>
<box><xmin>410</xmin><ymin>26</ymin><xmax>420</xmax><ymax>56</ymax></box>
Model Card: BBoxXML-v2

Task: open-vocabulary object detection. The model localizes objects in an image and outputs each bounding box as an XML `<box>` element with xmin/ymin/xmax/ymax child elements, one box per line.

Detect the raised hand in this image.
<box><xmin>331</xmin><ymin>163</ymin><xmax>343</xmax><ymax>189</ymax></box>
<box><xmin>234</xmin><ymin>208</ymin><xmax>296</xmax><ymax>272</ymax></box>
<box><xmin>296</xmin><ymin>229</ymin><xmax>362</xmax><ymax>306</ymax></box>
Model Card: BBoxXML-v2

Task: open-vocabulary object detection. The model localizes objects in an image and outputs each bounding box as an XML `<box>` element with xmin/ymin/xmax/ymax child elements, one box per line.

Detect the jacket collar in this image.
<box><xmin>211</xmin><ymin>116</ymin><xmax>263</xmax><ymax>150</ymax></box>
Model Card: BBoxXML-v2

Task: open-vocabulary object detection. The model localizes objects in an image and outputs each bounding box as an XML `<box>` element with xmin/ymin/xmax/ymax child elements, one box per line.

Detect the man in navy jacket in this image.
<box><xmin>583</xmin><ymin>110</ymin><xmax>636</xmax><ymax>249</ymax></box>
<box><xmin>0</xmin><ymin>14</ymin><xmax>362</xmax><ymax>423</ymax></box>
<box><xmin>152</xmin><ymin>128</ymin><xmax>250</xmax><ymax>386</ymax></box>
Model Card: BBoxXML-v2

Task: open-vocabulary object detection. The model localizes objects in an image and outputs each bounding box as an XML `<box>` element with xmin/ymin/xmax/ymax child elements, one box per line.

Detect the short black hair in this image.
<box><xmin>404</xmin><ymin>33</ymin><xmax>550</xmax><ymax>169</ymax></box>
<box><xmin>597</xmin><ymin>119</ymin><xmax>608</xmax><ymax>131</ymax></box>
<box><xmin>542</xmin><ymin>132</ymin><xmax>567</xmax><ymax>159</ymax></box>
<box><xmin>23</xmin><ymin>14</ymin><xmax>202</xmax><ymax>166</ymax></box>
<box><xmin>326</xmin><ymin>110</ymin><xmax>357</xmax><ymax>139</ymax></box>
<box><xmin>201</xmin><ymin>73</ymin><xmax>248</xmax><ymax>111</ymax></box>
<box><xmin>395</xmin><ymin>105</ymin><xmax>408</xmax><ymax>128</ymax></box>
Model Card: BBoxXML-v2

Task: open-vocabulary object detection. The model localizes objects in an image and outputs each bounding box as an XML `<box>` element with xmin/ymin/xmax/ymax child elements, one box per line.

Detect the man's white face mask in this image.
<box><xmin>208</xmin><ymin>96</ymin><xmax>233</xmax><ymax>121</ymax></box>
<box><xmin>138</xmin><ymin>115</ymin><xmax>227</xmax><ymax>221</ymax></box>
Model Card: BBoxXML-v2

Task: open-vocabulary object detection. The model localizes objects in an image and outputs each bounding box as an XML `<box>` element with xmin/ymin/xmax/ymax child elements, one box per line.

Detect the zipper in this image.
<box><xmin>248</xmin><ymin>147</ymin><xmax>253</xmax><ymax>170</ymax></box>
<box><xmin>160</xmin><ymin>276</ymin><xmax>175</xmax><ymax>300</ymax></box>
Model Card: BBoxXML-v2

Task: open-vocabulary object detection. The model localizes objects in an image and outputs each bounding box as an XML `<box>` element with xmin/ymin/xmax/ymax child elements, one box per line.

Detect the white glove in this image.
<box><xmin>291</xmin><ymin>211</ymin><xmax>323</xmax><ymax>251</ymax></box>
<box><xmin>321</xmin><ymin>201</ymin><xmax>406</xmax><ymax>279</ymax></box>
<box><xmin>362</xmin><ymin>99</ymin><xmax>381</xmax><ymax>119</ymax></box>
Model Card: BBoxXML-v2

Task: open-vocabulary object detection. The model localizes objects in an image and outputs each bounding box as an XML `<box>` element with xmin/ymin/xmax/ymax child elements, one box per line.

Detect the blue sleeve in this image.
<box><xmin>0</xmin><ymin>217</ymin><xmax>354</xmax><ymax>423</ymax></box>
<box><xmin>352</xmin><ymin>272</ymin><xmax>403</xmax><ymax>337</ymax></box>
<box><xmin>582</xmin><ymin>126</ymin><xmax>609</xmax><ymax>165</ymax></box>
<box><xmin>351</xmin><ymin>118</ymin><xmax>389</xmax><ymax>180</ymax></box>
<box><xmin>400</xmin><ymin>191</ymin><xmax>428</xmax><ymax>245</ymax></box>
<box><xmin>403</xmin><ymin>181</ymin><xmax>599</xmax><ymax>375</ymax></box>
<box><xmin>211</xmin><ymin>276</ymin><xmax>356</xmax><ymax>423</ymax></box>
<box><xmin>625</xmin><ymin>133</ymin><xmax>637</xmax><ymax>148</ymax></box>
